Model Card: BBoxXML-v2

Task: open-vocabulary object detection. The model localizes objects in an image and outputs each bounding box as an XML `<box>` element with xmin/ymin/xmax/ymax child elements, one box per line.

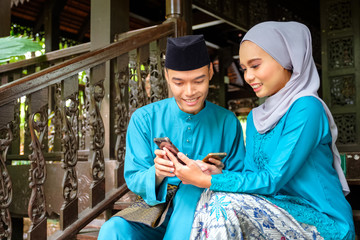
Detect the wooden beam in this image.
<box><xmin>77</xmin><ymin>15</ymin><xmax>90</xmax><ymax>42</ymax></box>
<box><xmin>44</xmin><ymin>0</ymin><xmax>67</xmax><ymax>52</ymax></box>
<box><xmin>0</xmin><ymin>0</ymin><xmax>11</xmax><ymax>37</ymax></box>
<box><xmin>183</xmin><ymin>0</ymin><xmax>193</xmax><ymax>35</ymax></box>
<box><xmin>33</xmin><ymin>3</ymin><xmax>45</xmax><ymax>33</ymax></box>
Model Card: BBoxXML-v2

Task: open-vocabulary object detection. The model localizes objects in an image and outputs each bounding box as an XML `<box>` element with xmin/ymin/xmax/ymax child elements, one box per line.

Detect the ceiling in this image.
<box><xmin>10</xmin><ymin>0</ymin><xmax>321</xmax><ymax>45</ymax></box>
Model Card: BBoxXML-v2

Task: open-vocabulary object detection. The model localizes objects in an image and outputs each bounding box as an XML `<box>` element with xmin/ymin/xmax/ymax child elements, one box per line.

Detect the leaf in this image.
<box><xmin>0</xmin><ymin>36</ymin><xmax>43</xmax><ymax>62</ymax></box>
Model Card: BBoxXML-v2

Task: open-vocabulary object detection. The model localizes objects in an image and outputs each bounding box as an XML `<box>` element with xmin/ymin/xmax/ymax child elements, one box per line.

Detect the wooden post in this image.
<box><xmin>44</xmin><ymin>0</ymin><xmax>62</xmax><ymax>52</ymax></box>
<box><xmin>90</xmin><ymin>0</ymin><xmax>129</xmax><ymax>162</ymax></box>
<box><xmin>217</xmin><ymin>47</ymin><xmax>233</xmax><ymax>108</ymax></box>
<box><xmin>182</xmin><ymin>0</ymin><xmax>193</xmax><ymax>35</ymax></box>
<box><xmin>0</xmin><ymin>0</ymin><xmax>11</xmax><ymax>37</ymax></box>
<box><xmin>165</xmin><ymin>0</ymin><xmax>186</xmax><ymax>37</ymax></box>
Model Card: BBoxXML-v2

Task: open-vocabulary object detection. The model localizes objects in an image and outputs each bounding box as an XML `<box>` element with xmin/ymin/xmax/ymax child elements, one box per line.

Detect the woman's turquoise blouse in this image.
<box><xmin>211</xmin><ymin>96</ymin><xmax>355</xmax><ymax>240</ymax></box>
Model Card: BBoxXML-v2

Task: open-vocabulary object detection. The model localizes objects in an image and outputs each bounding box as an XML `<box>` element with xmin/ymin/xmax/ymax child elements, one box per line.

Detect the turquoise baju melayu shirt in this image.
<box><xmin>211</xmin><ymin>96</ymin><xmax>355</xmax><ymax>240</ymax></box>
<box><xmin>99</xmin><ymin>97</ymin><xmax>245</xmax><ymax>240</ymax></box>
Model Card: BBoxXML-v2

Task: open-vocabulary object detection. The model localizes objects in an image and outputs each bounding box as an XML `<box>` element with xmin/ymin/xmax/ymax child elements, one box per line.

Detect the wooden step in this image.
<box><xmin>75</xmin><ymin>192</ymin><xmax>137</xmax><ymax>239</ymax></box>
<box><xmin>75</xmin><ymin>218</ymin><xmax>104</xmax><ymax>239</ymax></box>
<box><xmin>76</xmin><ymin>228</ymin><xmax>100</xmax><ymax>240</ymax></box>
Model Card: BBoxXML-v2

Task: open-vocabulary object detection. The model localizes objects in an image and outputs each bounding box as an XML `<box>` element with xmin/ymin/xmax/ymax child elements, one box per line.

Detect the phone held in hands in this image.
<box><xmin>202</xmin><ymin>152</ymin><xmax>227</xmax><ymax>164</ymax></box>
<box><xmin>153</xmin><ymin>137</ymin><xmax>186</xmax><ymax>165</ymax></box>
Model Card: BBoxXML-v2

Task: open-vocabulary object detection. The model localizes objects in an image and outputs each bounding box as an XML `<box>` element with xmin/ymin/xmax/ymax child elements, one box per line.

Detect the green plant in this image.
<box><xmin>0</xmin><ymin>36</ymin><xmax>43</xmax><ymax>64</ymax></box>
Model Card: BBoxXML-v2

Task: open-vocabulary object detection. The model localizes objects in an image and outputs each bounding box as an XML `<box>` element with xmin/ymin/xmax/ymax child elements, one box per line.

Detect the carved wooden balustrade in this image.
<box><xmin>0</xmin><ymin>21</ymin><xmax>174</xmax><ymax>239</ymax></box>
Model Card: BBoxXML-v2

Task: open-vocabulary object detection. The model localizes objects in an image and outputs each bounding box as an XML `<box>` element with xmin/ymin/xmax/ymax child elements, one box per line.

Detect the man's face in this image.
<box><xmin>165</xmin><ymin>64</ymin><xmax>213</xmax><ymax>115</ymax></box>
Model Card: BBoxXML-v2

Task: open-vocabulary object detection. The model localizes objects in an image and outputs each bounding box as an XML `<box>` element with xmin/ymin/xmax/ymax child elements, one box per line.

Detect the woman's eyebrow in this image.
<box><xmin>246</xmin><ymin>58</ymin><xmax>261</xmax><ymax>65</ymax></box>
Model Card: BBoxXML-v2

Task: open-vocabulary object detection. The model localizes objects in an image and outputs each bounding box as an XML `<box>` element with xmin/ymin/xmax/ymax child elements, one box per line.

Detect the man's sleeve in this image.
<box><xmin>123</xmin><ymin>110</ymin><xmax>168</xmax><ymax>206</ymax></box>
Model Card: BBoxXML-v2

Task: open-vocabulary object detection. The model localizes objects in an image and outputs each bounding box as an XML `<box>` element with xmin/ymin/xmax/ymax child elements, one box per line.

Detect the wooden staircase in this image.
<box><xmin>75</xmin><ymin>191</ymin><xmax>137</xmax><ymax>239</ymax></box>
<box><xmin>0</xmin><ymin>20</ymin><xmax>181</xmax><ymax>239</ymax></box>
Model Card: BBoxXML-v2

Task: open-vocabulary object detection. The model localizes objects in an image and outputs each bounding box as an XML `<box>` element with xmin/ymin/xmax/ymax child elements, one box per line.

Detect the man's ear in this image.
<box><xmin>164</xmin><ymin>68</ymin><xmax>169</xmax><ymax>83</ymax></box>
<box><xmin>209</xmin><ymin>62</ymin><xmax>214</xmax><ymax>81</ymax></box>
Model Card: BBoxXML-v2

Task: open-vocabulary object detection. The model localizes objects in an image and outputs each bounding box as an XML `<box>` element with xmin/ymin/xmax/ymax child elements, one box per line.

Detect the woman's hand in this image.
<box><xmin>163</xmin><ymin>148</ymin><xmax>212</xmax><ymax>188</ymax></box>
<box><xmin>154</xmin><ymin>149</ymin><xmax>175</xmax><ymax>187</ymax></box>
<box><xmin>195</xmin><ymin>158</ymin><xmax>224</xmax><ymax>175</ymax></box>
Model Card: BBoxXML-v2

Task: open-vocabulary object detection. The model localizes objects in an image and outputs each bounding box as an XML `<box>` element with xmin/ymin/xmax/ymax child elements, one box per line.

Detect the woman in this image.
<box><xmin>164</xmin><ymin>21</ymin><xmax>355</xmax><ymax>239</ymax></box>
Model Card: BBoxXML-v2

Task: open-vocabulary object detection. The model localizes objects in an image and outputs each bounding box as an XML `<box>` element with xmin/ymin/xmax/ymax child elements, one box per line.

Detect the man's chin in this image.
<box><xmin>182</xmin><ymin>104</ymin><xmax>204</xmax><ymax>115</ymax></box>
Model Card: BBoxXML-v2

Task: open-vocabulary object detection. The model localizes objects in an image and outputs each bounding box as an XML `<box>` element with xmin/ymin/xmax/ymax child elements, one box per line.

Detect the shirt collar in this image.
<box><xmin>170</xmin><ymin>97</ymin><xmax>209</xmax><ymax>121</ymax></box>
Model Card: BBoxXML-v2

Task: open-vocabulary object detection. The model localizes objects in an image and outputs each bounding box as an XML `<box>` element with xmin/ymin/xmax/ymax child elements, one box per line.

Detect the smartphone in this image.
<box><xmin>202</xmin><ymin>152</ymin><xmax>227</xmax><ymax>164</ymax></box>
<box><xmin>153</xmin><ymin>137</ymin><xmax>185</xmax><ymax>165</ymax></box>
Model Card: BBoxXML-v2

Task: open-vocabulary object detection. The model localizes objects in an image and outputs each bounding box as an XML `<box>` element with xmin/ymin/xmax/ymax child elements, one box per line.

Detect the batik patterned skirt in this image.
<box><xmin>190</xmin><ymin>189</ymin><xmax>323</xmax><ymax>240</ymax></box>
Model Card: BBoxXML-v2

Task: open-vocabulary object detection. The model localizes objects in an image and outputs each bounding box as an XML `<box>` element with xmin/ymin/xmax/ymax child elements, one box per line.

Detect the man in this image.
<box><xmin>98</xmin><ymin>35</ymin><xmax>245</xmax><ymax>239</ymax></box>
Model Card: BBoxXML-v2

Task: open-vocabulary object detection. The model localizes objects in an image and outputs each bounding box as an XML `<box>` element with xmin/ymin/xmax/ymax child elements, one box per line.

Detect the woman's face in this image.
<box><xmin>239</xmin><ymin>41</ymin><xmax>292</xmax><ymax>98</ymax></box>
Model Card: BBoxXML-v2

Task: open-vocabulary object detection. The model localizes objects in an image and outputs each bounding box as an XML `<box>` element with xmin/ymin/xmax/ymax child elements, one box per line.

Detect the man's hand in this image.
<box><xmin>154</xmin><ymin>149</ymin><xmax>175</xmax><ymax>187</ymax></box>
<box><xmin>163</xmin><ymin>148</ymin><xmax>211</xmax><ymax>188</ymax></box>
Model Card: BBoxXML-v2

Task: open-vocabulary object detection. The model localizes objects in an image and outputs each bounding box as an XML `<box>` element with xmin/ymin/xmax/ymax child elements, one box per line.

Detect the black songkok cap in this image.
<box><xmin>165</xmin><ymin>35</ymin><xmax>210</xmax><ymax>71</ymax></box>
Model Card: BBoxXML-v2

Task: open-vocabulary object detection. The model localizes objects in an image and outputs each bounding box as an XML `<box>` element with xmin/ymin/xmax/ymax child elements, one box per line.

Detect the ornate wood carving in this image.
<box><xmin>89</xmin><ymin>81</ymin><xmax>105</xmax><ymax>184</ymax></box>
<box><xmin>128</xmin><ymin>49</ymin><xmax>148</xmax><ymax>119</ymax></box>
<box><xmin>334</xmin><ymin>113</ymin><xmax>356</xmax><ymax>144</ymax></box>
<box><xmin>80</xmin><ymin>76</ymin><xmax>91</xmax><ymax>151</ymax></box>
<box><xmin>61</xmin><ymin>93</ymin><xmax>79</xmax><ymax>203</ymax></box>
<box><xmin>79</xmin><ymin>87</ymin><xmax>88</xmax><ymax>151</ymax></box>
<box><xmin>139</xmin><ymin>46</ymin><xmax>150</xmax><ymax>105</ymax></box>
<box><xmin>129</xmin><ymin>50</ymin><xmax>140</xmax><ymax>118</ymax></box>
<box><xmin>87</xmin><ymin>74</ymin><xmax>105</xmax><ymax>207</ymax></box>
<box><xmin>114</xmin><ymin>57</ymin><xmax>129</xmax><ymax>187</ymax></box>
<box><xmin>115</xmin><ymin>66</ymin><xmax>129</xmax><ymax>165</ymax></box>
<box><xmin>327</xmin><ymin>0</ymin><xmax>352</xmax><ymax>31</ymax></box>
<box><xmin>0</xmin><ymin>124</ymin><xmax>13</xmax><ymax>240</ymax></box>
<box><xmin>27</xmin><ymin>107</ymin><xmax>47</xmax><ymax>239</ymax></box>
<box><xmin>10</xmin><ymin>99</ymin><xmax>20</xmax><ymax>155</ymax></box>
<box><xmin>329</xmin><ymin>36</ymin><xmax>354</xmax><ymax>69</ymax></box>
<box><xmin>330</xmin><ymin>74</ymin><xmax>356</xmax><ymax>106</ymax></box>
<box><xmin>52</xmin><ymin>83</ymin><xmax>63</xmax><ymax>152</ymax></box>
<box><xmin>321</xmin><ymin>0</ymin><xmax>359</xmax><ymax>151</ymax></box>
<box><xmin>61</xmin><ymin>92</ymin><xmax>79</xmax><ymax>229</ymax></box>
<box><xmin>149</xmin><ymin>41</ymin><xmax>168</xmax><ymax>102</ymax></box>
<box><xmin>85</xmin><ymin>70</ymin><xmax>105</xmax><ymax>207</ymax></box>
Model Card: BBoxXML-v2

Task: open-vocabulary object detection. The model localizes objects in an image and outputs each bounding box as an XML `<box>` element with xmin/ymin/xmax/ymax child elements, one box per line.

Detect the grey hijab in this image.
<box><xmin>241</xmin><ymin>21</ymin><xmax>349</xmax><ymax>195</ymax></box>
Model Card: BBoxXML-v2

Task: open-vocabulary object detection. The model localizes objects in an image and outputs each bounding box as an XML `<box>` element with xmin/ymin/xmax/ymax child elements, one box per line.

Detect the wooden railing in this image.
<box><xmin>0</xmin><ymin>21</ymin><xmax>175</xmax><ymax>239</ymax></box>
<box><xmin>0</xmin><ymin>42</ymin><xmax>91</xmax><ymax>86</ymax></box>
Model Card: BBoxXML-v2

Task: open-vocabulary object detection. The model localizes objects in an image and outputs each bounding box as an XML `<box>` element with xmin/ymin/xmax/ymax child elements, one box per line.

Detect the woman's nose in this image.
<box><xmin>244</xmin><ymin>70</ymin><xmax>254</xmax><ymax>83</ymax></box>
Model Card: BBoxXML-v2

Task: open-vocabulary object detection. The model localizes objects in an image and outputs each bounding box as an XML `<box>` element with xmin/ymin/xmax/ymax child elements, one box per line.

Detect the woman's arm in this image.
<box><xmin>211</xmin><ymin>97</ymin><xmax>330</xmax><ymax>194</ymax></box>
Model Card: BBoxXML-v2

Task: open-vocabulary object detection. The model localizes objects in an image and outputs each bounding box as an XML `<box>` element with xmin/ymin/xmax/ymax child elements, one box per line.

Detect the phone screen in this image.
<box><xmin>154</xmin><ymin>137</ymin><xmax>185</xmax><ymax>165</ymax></box>
<box><xmin>202</xmin><ymin>152</ymin><xmax>227</xmax><ymax>164</ymax></box>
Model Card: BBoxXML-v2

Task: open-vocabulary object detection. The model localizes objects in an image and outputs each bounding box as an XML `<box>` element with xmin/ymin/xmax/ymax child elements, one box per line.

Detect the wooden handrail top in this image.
<box><xmin>0</xmin><ymin>22</ymin><xmax>174</xmax><ymax>107</ymax></box>
<box><xmin>0</xmin><ymin>42</ymin><xmax>91</xmax><ymax>73</ymax></box>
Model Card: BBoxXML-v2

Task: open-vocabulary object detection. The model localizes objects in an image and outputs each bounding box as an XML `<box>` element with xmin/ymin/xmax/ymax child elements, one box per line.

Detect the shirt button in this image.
<box><xmin>186</xmin><ymin>139</ymin><xmax>190</xmax><ymax>143</ymax></box>
<box><xmin>187</xmin><ymin>127</ymin><xmax>191</xmax><ymax>130</ymax></box>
